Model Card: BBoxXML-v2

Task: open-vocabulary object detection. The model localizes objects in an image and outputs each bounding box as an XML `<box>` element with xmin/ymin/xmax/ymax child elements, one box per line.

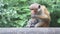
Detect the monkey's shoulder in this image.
<box><xmin>41</xmin><ymin>5</ymin><xmax>46</xmax><ymax>8</ymax></box>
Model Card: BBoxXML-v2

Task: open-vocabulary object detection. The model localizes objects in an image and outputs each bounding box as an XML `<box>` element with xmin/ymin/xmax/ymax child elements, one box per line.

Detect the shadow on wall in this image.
<box><xmin>50</xmin><ymin>11</ymin><xmax>60</xmax><ymax>27</ymax></box>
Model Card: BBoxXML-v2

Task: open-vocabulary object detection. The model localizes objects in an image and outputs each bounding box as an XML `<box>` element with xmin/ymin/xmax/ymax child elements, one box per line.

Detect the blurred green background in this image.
<box><xmin>0</xmin><ymin>0</ymin><xmax>60</xmax><ymax>27</ymax></box>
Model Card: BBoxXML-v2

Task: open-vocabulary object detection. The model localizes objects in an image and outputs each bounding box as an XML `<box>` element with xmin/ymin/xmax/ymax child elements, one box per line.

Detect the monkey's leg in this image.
<box><xmin>35</xmin><ymin>22</ymin><xmax>50</xmax><ymax>27</ymax></box>
<box><xmin>42</xmin><ymin>22</ymin><xmax>50</xmax><ymax>27</ymax></box>
<box><xmin>35</xmin><ymin>22</ymin><xmax>44</xmax><ymax>27</ymax></box>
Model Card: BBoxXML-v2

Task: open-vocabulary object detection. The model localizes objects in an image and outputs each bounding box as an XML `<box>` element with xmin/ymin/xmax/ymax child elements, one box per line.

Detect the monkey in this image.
<box><xmin>26</xmin><ymin>3</ymin><xmax>51</xmax><ymax>28</ymax></box>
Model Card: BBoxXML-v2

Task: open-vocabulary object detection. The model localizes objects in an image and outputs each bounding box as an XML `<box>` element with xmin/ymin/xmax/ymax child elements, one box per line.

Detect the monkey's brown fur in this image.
<box><xmin>26</xmin><ymin>3</ymin><xmax>51</xmax><ymax>28</ymax></box>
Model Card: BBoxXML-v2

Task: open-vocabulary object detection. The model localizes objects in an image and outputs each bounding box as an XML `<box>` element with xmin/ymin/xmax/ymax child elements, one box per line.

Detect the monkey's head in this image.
<box><xmin>29</xmin><ymin>3</ymin><xmax>41</xmax><ymax>14</ymax></box>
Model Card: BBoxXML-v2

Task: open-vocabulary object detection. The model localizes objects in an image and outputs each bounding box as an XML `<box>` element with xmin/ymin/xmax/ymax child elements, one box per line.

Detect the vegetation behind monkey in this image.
<box><xmin>26</xmin><ymin>3</ymin><xmax>51</xmax><ymax>28</ymax></box>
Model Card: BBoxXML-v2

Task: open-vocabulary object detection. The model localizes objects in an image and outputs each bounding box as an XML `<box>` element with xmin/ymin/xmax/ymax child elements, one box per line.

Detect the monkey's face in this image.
<box><xmin>29</xmin><ymin>3</ymin><xmax>41</xmax><ymax>14</ymax></box>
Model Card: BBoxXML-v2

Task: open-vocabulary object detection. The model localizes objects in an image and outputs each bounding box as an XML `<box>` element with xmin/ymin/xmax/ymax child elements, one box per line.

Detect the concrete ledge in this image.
<box><xmin>0</xmin><ymin>28</ymin><xmax>60</xmax><ymax>34</ymax></box>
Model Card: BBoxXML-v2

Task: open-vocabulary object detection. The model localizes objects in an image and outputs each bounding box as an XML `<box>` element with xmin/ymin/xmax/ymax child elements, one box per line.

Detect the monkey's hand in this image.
<box><xmin>37</xmin><ymin>15</ymin><xmax>51</xmax><ymax>22</ymax></box>
<box><xmin>31</xmin><ymin>14</ymin><xmax>48</xmax><ymax>19</ymax></box>
<box><xmin>31</xmin><ymin>15</ymin><xmax>38</xmax><ymax>18</ymax></box>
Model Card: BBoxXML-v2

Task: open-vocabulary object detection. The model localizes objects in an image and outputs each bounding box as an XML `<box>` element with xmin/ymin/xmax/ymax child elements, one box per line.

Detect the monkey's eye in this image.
<box><xmin>38</xmin><ymin>5</ymin><xmax>41</xmax><ymax>8</ymax></box>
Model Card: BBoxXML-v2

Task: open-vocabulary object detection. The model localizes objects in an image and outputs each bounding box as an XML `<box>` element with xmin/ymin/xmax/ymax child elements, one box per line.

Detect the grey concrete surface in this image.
<box><xmin>0</xmin><ymin>28</ymin><xmax>60</xmax><ymax>34</ymax></box>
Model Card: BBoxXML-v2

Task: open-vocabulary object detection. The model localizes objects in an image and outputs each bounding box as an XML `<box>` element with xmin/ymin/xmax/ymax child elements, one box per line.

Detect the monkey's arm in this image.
<box><xmin>39</xmin><ymin>6</ymin><xmax>51</xmax><ymax>21</ymax></box>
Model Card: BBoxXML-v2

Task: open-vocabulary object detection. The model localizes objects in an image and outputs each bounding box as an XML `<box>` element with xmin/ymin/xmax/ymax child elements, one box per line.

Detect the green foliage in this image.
<box><xmin>0</xmin><ymin>0</ymin><xmax>60</xmax><ymax>27</ymax></box>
